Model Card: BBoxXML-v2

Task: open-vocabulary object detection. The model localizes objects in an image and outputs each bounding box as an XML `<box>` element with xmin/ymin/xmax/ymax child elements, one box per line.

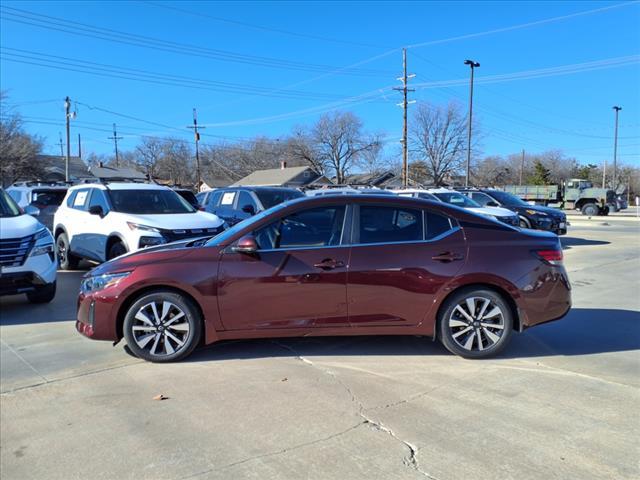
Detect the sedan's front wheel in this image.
<box><xmin>439</xmin><ymin>288</ymin><xmax>513</xmax><ymax>359</ymax></box>
<box><xmin>123</xmin><ymin>291</ymin><xmax>202</xmax><ymax>362</ymax></box>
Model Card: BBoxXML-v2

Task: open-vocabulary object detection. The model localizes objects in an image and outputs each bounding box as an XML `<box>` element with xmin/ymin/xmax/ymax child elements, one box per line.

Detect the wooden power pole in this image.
<box><xmin>394</xmin><ymin>48</ymin><xmax>414</xmax><ymax>188</ymax></box>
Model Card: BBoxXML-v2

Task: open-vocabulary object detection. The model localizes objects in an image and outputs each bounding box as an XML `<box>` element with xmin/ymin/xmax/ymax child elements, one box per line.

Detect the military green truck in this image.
<box><xmin>504</xmin><ymin>179</ymin><xmax>622</xmax><ymax>216</ymax></box>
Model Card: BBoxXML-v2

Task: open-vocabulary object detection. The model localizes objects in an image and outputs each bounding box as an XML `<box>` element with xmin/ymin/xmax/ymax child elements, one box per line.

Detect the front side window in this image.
<box><xmin>471</xmin><ymin>192</ymin><xmax>494</xmax><ymax>206</ymax></box>
<box><xmin>88</xmin><ymin>189</ymin><xmax>110</xmax><ymax>213</ymax></box>
<box><xmin>237</xmin><ymin>191</ymin><xmax>258</xmax><ymax>213</ymax></box>
<box><xmin>358</xmin><ymin>206</ymin><xmax>423</xmax><ymax>244</ymax></box>
<box><xmin>254</xmin><ymin>206</ymin><xmax>346</xmax><ymax>250</ymax></box>
<box><xmin>108</xmin><ymin>189</ymin><xmax>195</xmax><ymax>214</ymax></box>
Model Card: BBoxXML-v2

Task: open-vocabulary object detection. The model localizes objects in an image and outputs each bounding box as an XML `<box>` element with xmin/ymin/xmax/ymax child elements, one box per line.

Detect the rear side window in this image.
<box><xmin>207</xmin><ymin>191</ymin><xmax>223</xmax><ymax>207</ymax></box>
<box><xmin>359</xmin><ymin>206</ymin><xmax>423</xmax><ymax>244</ymax></box>
<box><xmin>66</xmin><ymin>191</ymin><xmax>77</xmax><ymax>207</ymax></box>
<box><xmin>426</xmin><ymin>212</ymin><xmax>453</xmax><ymax>240</ymax></box>
<box><xmin>70</xmin><ymin>189</ymin><xmax>90</xmax><ymax>210</ymax></box>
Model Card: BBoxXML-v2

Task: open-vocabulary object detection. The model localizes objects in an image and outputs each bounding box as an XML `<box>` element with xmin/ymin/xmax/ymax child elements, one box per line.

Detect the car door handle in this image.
<box><xmin>431</xmin><ymin>252</ymin><xmax>464</xmax><ymax>263</ymax></box>
<box><xmin>313</xmin><ymin>259</ymin><xmax>345</xmax><ymax>270</ymax></box>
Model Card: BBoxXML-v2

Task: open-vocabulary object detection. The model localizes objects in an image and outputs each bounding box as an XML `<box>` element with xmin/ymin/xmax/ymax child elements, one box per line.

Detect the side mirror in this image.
<box><xmin>242</xmin><ymin>205</ymin><xmax>256</xmax><ymax>215</ymax></box>
<box><xmin>232</xmin><ymin>235</ymin><xmax>258</xmax><ymax>254</ymax></box>
<box><xmin>24</xmin><ymin>205</ymin><xmax>40</xmax><ymax>216</ymax></box>
<box><xmin>486</xmin><ymin>201</ymin><xmax>499</xmax><ymax>207</ymax></box>
<box><xmin>89</xmin><ymin>205</ymin><xmax>104</xmax><ymax>217</ymax></box>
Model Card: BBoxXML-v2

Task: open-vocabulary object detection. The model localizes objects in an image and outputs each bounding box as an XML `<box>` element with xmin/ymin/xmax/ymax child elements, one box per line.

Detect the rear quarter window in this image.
<box><xmin>425</xmin><ymin>212</ymin><xmax>453</xmax><ymax>240</ymax></box>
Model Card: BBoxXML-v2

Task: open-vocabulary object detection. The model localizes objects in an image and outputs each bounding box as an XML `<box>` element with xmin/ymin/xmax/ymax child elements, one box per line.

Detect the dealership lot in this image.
<box><xmin>1</xmin><ymin>219</ymin><xmax>639</xmax><ymax>480</ymax></box>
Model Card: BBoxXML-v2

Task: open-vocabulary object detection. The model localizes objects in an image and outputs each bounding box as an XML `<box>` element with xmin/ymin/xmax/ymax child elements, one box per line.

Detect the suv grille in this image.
<box><xmin>160</xmin><ymin>226</ymin><xmax>224</xmax><ymax>243</ymax></box>
<box><xmin>0</xmin><ymin>234</ymin><xmax>35</xmax><ymax>268</ymax></box>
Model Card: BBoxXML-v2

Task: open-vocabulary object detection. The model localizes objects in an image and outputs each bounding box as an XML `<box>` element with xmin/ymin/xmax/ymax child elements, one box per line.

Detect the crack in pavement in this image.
<box><xmin>0</xmin><ymin>338</ymin><xmax>49</xmax><ymax>385</ymax></box>
<box><xmin>270</xmin><ymin>340</ymin><xmax>440</xmax><ymax>480</ymax></box>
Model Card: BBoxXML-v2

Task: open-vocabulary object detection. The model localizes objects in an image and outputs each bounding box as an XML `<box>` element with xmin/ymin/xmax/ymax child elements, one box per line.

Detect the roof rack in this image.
<box><xmin>11</xmin><ymin>180</ymin><xmax>73</xmax><ymax>188</ymax></box>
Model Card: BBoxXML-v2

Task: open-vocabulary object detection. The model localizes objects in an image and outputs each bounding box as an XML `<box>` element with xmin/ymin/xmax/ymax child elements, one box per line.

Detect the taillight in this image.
<box><xmin>534</xmin><ymin>249</ymin><xmax>563</xmax><ymax>265</ymax></box>
<box><xmin>198</xmin><ymin>206</ymin><xmax>206</xmax><ymax>211</ymax></box>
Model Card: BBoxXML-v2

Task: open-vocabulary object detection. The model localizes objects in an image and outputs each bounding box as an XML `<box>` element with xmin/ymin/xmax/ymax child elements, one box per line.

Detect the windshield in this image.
<box><xmin>108</xmin><ymin>189</ymin><xmax>196</xmax><ymax>214</ymax></box>
<box><xmin>487</xmin><ymin>190</ymin><xmax>528</xmax><ymax>206</ymax></box>
<box><xmin>206</xmin><ymin>202</ymin><xmax>290</xmax><ymax>246</ymax></box>
<box><xmin>0</xmin><ymin>189</ymin><xmax>22</xmax><ymax>218</ymax></box>
<box><xmin>433</xmin><ymin>192</ymin><xmax>480</xmax><ymax>208</ymax></box>
<box><xmin>255</xmin><ymin>189</ymin><xmax>304</xmax><ymax>209</ymax></box>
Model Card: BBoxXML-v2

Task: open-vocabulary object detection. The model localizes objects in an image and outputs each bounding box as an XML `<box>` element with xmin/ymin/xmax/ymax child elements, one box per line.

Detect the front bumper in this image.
<box><xmin>0</xmin><ymin>253</ymin><xmax>57</xmax><ymax>296</ymax></box>
<box><xmin>528</xmin><ymin>215</ymin><xmax>567</xmax><ymax>235</ymax></box>
<box><xmin>76</xmin><ymin>289</ymin><xmax>120</xmax><ymax>341</ymax></box>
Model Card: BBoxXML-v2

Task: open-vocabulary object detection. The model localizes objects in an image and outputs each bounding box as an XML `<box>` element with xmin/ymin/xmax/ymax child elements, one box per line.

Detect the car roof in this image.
<box><xmin>68</xmin><ymin>182</ymin><xmax>169</xmax><ymax>191</ymax></box>
<box><xmin>218</xmin><ymin>186</ymin><xmax>301</xmax><ymax>192</ymax></box>
<box><xmin>426</xmin><ymin>187</ymin><xmax>457</xmax><ymax>193</ymax></box>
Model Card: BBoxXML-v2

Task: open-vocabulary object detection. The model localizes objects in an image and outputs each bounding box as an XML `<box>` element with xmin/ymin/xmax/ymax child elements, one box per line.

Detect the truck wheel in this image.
<box><xmin>27</xmin><ymin>281</ymin><xmax>57</xmax><ymax>304</ymax></box>
<box><xmin>56</xmin><ymin>233</ymin><xmax>79</xmax><ymax>270</ymax></box>
<box><xmin>581</xmin><ymin>203</ymin><xmax>599</xmax><ymax>216</ymax></box>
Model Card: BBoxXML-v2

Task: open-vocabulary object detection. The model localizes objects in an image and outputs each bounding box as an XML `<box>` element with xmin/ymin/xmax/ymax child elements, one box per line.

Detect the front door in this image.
<box><xmin>348</xmin><ymin>205</ymin><xmax>466</xmax><ymax>328</ymax></box>
<box><xmin>217</xmin><ymin>205</ymin><xmax>350</xmax><ymax>331</ymax></box>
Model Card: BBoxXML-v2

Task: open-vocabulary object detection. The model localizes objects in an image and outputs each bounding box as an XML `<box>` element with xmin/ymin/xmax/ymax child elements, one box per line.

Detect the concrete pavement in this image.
<box><xmin>1</xmin><ymin>221</ymin><xmax>639</xmax><ymax>480</ymax></box>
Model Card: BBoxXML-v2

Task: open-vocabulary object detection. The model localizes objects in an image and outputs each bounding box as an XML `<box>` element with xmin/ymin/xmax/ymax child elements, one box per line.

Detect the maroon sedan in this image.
<box><xmin>76</xmin><ymin>195</ymin><xmax>571</xmax><ymax>362</ymax></box>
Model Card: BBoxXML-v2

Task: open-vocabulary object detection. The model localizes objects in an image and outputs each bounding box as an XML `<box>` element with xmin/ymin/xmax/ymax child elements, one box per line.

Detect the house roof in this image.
<box><xmin>232</xmin><ymin>166</ymin><xmax>316</xmax><ymax>186</ymax></box>
<box><xmin>89</xmin><ymin>165</ymin><xmax>147</xmax><ymax>180</ymax></box>
<box><xmin>37</xmin><ymin>155</ymin><xmax>94</xmax><ymax>180</ymax></box>
<box><xmin>342</xmin><ymin>171</ymin><xmax>396</xmax><ymax>186</ymax></box>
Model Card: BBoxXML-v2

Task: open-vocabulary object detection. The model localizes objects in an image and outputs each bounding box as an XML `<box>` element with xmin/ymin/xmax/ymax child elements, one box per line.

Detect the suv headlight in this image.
<box><xmin>30</xmin><ymin>228</ymin><xmax>54</xmax><ymax>257</ymax></box>
<box><xmin>127</xmin><ymin>222</ymin><xmax>160</xmax><ymax>233</ymax></box>
<box><xmin>526</xmin><ymin>209</ymin><xmax>548</xmax><ymax>216</ymax></box>
<box><xmin>81</xmin><ymin>272</ymin><xmax>131</xmax><ymax>294</ymax></box>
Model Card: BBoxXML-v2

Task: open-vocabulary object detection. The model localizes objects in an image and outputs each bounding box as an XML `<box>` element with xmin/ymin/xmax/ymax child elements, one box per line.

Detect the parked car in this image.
<box><xmin>0</xmin><ymin>188</ymin><xmax>57</xmax><ymax>303</ymax></box>
<box><xmin>457</xmin><ymin>188</ymin><xmax>567</xmax><ymax>235</ymax></box>
<box><xmin>195</xmin><ymin>190</ymin><xmax>214</xmax><ymax>209</ymax></box>
<box><xmin>6</xmin><ymin>182</ymin><xmax>68</xmax><ymax>231</ymax></box>
<box><xmin>397</xmin><ymin>188</ymin><xmax>520</xmax><ymax>227</ymax></box>
<box><xmin>202</xmin><ymin>186</ymin><xmax>304</xmax><ymax>226</ymax></box>
<box><xmin>76</xmin><ymin>194</ymin><xmax>571</xmax><ymax>362</ymax></box>
<box><xmin>53</xmin><ymin>183</ymin><xmax>225</xmax><ymax>269</ymax></box>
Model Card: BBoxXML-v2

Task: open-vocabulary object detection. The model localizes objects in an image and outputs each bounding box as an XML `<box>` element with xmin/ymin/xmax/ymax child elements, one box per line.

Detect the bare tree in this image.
<box><xmin>0</xmin><ymin>92</ymin><xmax>44</xmax><ymax>185</ymax></box>
<box><xmin>156</xmin><ymin>138</ymin><xmax>193</xmax><ymax>185</ymax></box>
<box><xmin>284</xmin><ymin>128</ymin><xmax>326</xmax><ymax>175</ymax></box>
<box><xmin>135</xmin><ymin>137</ymin><xmax>164</xmax><ymax>179</ymax></box>
<box><xmin>409</xmin><ymin>102</ymin><xmax>470</xmax><ymax>186</ymax></box>
<box><xmin>311</xmin><ymin>111</ymin><xmax>382</xmax><ymax>183</ymax></box>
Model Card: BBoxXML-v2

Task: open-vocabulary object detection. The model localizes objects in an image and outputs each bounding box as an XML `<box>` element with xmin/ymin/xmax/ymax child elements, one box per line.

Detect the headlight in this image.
<box><xmin>526</xmin><ymin>209</ymin><xmax>548</xmax><ymax>216</ymax></box>
<box><xmin>81</xmin><ymin>272</ymin><xmax>131</xmax><ymax>294</ymax></box>
<box><xmin>127</xmin><ymin>222</ymin><xmax>160</xmax><ymax>233</ymax></box>
<box><xmin>30</xmin><ymin>228</ymin><xmax>54</xmax><ymax>256</ymax></box>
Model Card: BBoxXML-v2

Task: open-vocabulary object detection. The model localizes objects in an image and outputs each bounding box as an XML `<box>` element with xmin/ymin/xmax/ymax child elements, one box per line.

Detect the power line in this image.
<box><xmin>0</xmin><ymin>6</ymin><xmax>392</xmax><ymax>76</ymax></box>
<box><xmin>142</xmin><ymin>1</ymin><xmax>389</xmax><ymax>49</ymax></box>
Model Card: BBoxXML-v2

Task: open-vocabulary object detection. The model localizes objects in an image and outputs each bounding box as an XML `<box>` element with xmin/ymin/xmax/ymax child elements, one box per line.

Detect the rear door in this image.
<box><xmin>347</xmin><ymin>203</ymin><xmax>467</xmax><ymax>328</ymax></box>
<box><xmin>217</xmin><ymin>203</ymin><xmax>350</xmax><ymax>331</ymax></box>
<box><xmin>66</xmin><ymin>188</ymin><xmax>93</xmax><ymax>258</ymax></box>
<box><xmin>84</xmin><ymin>189</ymin><xmax>111</xmax><ymax>261</ymax></box>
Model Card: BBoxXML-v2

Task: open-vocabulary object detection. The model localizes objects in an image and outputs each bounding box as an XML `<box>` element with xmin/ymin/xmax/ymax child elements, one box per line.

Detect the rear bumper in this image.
<box><xmin>516</xmin><ymin>265</ymin><xmax>571</xmax><ymax>329</ymax></box>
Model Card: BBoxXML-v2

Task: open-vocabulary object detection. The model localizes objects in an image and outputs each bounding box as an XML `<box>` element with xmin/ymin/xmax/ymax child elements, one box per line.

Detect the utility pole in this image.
<box><xmin>78</xmin><ymin>133</ymin><xmax>82</xmax><ymax>159</ymax></box>
<box><xmin>519</xmin><ymin>149</ymin><xmax>525</xmax><ymax>186</ymax></box>
<box><xmin>612</xmin><ymin>106</ymin><xmax>622</xmax><ymax>190</ymax></box>
<box><xmin>393</xmin><ymin>48</ymin><xmax>415</xmax><ymax>188</ymax></box>
<box><xmin>108</xmin><ymin>123</ymin><xmax>123</xmax><ymax>167</ymax></box>
<box><xmin>187</xmin><ymin>108</ymin><xmax>205</xmax><ymax>189</ymax></box>
<box><xmin>57</xmin><ymin>132</ymin><xmax>64</xmax><ymax>158</ymax></box>
<box><xmin>464</xmin><ymin>59</ymin><xmax>480</xmax><ymax>187</ymax></box>
<box><xmin>64</xmin><ymin>96</ymin><xmax>71</xmax><ymax>182</ymax></box>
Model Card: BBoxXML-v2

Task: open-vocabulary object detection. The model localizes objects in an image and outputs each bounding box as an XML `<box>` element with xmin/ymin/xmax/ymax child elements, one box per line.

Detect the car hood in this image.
<box><xmin>88</xmin><ymin>237</ymin><xmax>216</xmax><ymax>276</ymax></box>
<box><xmin>0</xmin><ymin>213</ymin><xmax>44</xmax><ymax>238</ymax></box>
<box><xmin>466</xmin><ymin>207</ymin><xmax>516</xmax><ymax>218</ymax></box>
<box><xmin>121</xmin><ymin>211</ymin><xmax>224</xmax><ymax>229</ymax></box>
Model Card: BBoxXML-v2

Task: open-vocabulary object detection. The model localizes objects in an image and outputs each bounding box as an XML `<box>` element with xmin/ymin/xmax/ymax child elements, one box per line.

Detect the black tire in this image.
<box><xmin>438</xmin><ymin>287</ymin><xmax>513</xmax><ymax>359</ymax></box>
<box><xmin>518</xmin><ymin>217</ymin><xmax>531</xmax><ymax>229</ymax></box>
<box><xmin>581</xmin><ymin>203</ymin><xmax>599</xmax><ymax>216</ymax></box>
<box><xmin>26</xmin><ymin>281</ymin><xmax>56</xmax><ymax>304</ymax></box>
<box><xmin>107</xmin><ymin>241</ymin><xmax>127</xmax><ymax>260</ymax></box>
<box><xmin>56</xmin><ymin>233</ymin><xmax>79</xmax><ymax>270</ymax></box>
<box><xmin>601</xmin><ymin>206</ymin><xmax>610</xmax><ymax>216</ymax></box>
<box><xmin>123</xmin><ymin>291</ymin><xmax>202</xmax><ymax>362</ymax></box>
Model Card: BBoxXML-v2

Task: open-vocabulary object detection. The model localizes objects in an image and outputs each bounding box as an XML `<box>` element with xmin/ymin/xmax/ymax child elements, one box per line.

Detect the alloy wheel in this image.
<box><xmin>57</xmin><ymin>239</ymin><xmax>67</xmax><ymax>265</ymax></box>
<box><xmin>448</xmin><ymin>296</ymin><xmax>505</xmax><ymax>352</ymax></box>
<box><xmin>131</xmin><ymin>301</ymin><xmax>190</xmax><ymax>357</ymax></box>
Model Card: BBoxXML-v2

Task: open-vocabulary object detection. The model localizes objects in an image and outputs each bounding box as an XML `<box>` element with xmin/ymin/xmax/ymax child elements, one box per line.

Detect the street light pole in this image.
<box><xmin>612</xmin><ymin>106</ymin><xmax>622</xmax><ymax>189</ymax></box>
<box><xmin>464</xmin><ymin>59</ymin><xmax>480</xmax><ymax>187</ymax></box>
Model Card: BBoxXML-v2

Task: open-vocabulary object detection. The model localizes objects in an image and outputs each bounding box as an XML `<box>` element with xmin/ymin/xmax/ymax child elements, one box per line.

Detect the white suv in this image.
<box><xmin>0</xmin><ymin>189</ymin><xmax>57</xmax><ymax>303</ymax></box>
<box><xmin>53</xmin><ymin>183</ymin><xmax>225</xmax><ymax>270</ymax></box>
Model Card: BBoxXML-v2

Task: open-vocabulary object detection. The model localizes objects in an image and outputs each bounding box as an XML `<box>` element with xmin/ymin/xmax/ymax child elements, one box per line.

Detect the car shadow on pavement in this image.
<box><xmin>561</xmin><ymin>237</ymin><xmax>610</xmax><ymax>250</ymax></box>
<box><xmin>186</xmin><ymin>308</ymin><xmax>639</xmax><ymax>362</ymax></box>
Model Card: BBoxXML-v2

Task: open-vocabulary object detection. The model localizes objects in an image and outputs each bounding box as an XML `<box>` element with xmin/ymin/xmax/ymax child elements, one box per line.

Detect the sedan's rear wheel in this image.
<box><xmin>439</xmin><ymin>288</ymin><xmax>513</xmax><ymax>359</ymax></box>
<box><xmin>123</xmin><ymin>291</ymin><xmax>202</xmax><ymax>362</ymax></box>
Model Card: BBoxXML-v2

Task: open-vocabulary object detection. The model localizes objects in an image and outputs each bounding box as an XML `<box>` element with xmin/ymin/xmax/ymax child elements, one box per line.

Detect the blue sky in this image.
<box><xmin>1</xmin><ymin>0</ymin><xmax>639</xmax><ymax>167</ymax></box>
